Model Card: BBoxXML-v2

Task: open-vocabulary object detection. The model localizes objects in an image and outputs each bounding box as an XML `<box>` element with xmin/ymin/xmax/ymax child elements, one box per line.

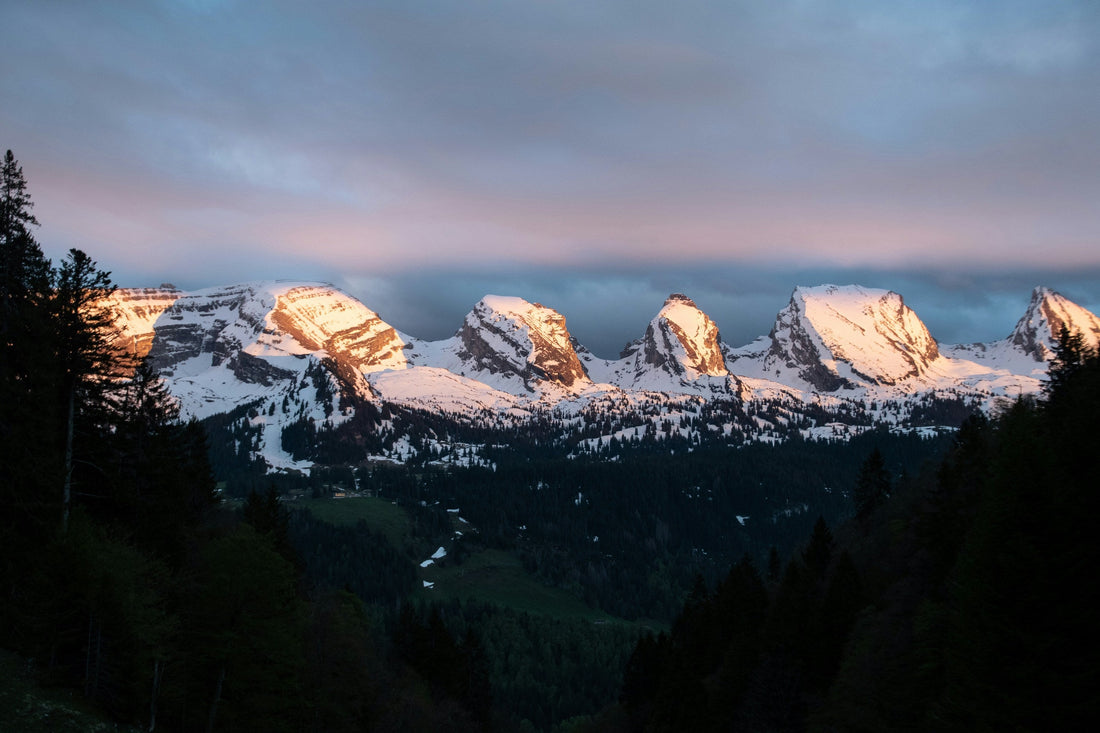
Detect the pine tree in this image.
<box><xmin>52</xmin><ymin>248</ymin><xmax>119</xmax><ymax>533</ymax></box>
<box><xmin>802</xmin><ymin>515</ymin><xmax>834</xmax><ymax>580</ymax></box>
<box><xmin>853</xmin><ymin>447</ymin><xmax>891</xmax><ymax>522</ymax></box>
<box><xmin>180</xmin><ymin>525</ymin><xmax>306</xmax><ymax>733</ymax></box>
<box><xmin>1045</xmin><ymin>324</ymin><xmax>1092</xmax><ymax>399</ymax></box>
<box><xmin>0</xmin><ymin>150</ymin><xmax>57</xmax><ymax>547</ymax></box>
<box><xmin>104</xmin><ymin>358</ymin><xmax>217</xmax><ymax>562</ymax></box>
<box><xmin>1</xmin><ymin>150</ymin><xmax>40</xmax><ymax>236</ymax></box>
<box><xmin>767</xmin><ymin>545</ymin><xmax>781</xmax><ymax>584</ymax></box>
<box><xmin>243</xmin><ymin>486</ymin><xmax>294</xmax><ymax>563</ymax></box>
<box><xmin>0</xmin><ymin>149</ymin><xmax>51</xmax><ymax>335</ymax></box>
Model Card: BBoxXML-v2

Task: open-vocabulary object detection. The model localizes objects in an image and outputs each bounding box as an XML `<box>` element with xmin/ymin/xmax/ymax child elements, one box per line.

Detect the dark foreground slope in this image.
<box><xmin>607</xmin><ymin>330</ymin><xmax>1100</xmax><ymax>732</ymax></box>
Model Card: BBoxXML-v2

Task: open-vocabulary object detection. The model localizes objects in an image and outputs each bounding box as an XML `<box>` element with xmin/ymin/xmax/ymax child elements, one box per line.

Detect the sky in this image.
<box><xmin>3</xmin><ymin>0</ymin><xmax>1099</xmax><ymax>357</ymax></box>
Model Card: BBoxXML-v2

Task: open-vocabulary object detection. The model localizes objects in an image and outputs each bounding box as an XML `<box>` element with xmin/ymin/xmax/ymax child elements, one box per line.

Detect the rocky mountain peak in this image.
<box><xmin>763</xmin><ymin>285</ymin><xmax>940</xmax><ymax>390</ymax></box>
<box><xmin>455</xmin><ymin>295</ymin><xmax>588</xmax><ymax>389</ymax></box>
<box><xmin>647</xmin><ymin>293</ymin><xmax>727</xmax><ymax>378</ymax></box>
<box><xmin>614</xmin><ymin>293</ymin><xmax>728</xmax><ymax>388</ymax></box>
<box><xmin>105</xmin><ymin>282</ymin><xmax>405</xmax><ymax>405</ymax></box>
<box><xmin>269</xmin><ymin>284</ymin><xmax>407</xmax><ymax>373</ymax></box>
<box><xmin>1010</xmin><ymin>287</ymin><xmax>1100</xmax><ymax>361</ymax></box>
<box><xmin>664</xmin><ymin>293</ymin><xmax>697</xmax><ymax>308</ymax></box>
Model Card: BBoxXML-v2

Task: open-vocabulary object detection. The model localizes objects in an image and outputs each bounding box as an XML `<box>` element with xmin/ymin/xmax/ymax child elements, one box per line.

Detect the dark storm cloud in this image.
<box><xmin>2</xmin><ymin>1</ymin><xmax>1098</xmax><ymax>342</ymax></box>
<box><xmin>335</xmin><ymin>262</ymin><xmax>1100</xmax><ymax>358</ymax></box>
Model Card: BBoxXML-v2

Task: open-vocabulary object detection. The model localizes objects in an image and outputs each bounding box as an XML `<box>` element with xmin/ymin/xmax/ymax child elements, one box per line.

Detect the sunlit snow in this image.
<box><xmin>99</xmin><ymin>281</ymin><xmax>1100</xmax><ymax>474</ymax></box>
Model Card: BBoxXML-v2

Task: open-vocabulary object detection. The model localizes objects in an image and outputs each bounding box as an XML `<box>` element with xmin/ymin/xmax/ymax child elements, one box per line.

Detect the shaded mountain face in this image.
<box><xmin>1010</xmin><ymin>286</ymin><xmax>1100</xmax><ymax>361</ymax></box>
<box><xmin>454</xmin><ymin>295</ymin><xmax>589</xmax><ymax>390</ymax></box>
<box><xmin>621</xmin><ymin>294</ymin><xmax>728</xmax><ymax>381</ymax></box>
<box><xmin>761</xmin><ymin>285</ymin><xmax>940</xmax><ymax>391</ymax></box>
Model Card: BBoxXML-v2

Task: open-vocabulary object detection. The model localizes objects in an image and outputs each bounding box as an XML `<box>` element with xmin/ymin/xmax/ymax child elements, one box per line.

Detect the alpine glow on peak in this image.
<box><xmin>100</xmin><ymin>280</ymin><xmax>1100</xmax><ymax>468</ymax></box>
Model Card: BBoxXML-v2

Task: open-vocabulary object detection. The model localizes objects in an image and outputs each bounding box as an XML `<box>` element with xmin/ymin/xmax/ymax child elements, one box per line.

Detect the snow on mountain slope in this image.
<box><xmin>942</xmin><ymin>287</ymin><xmax>1100</xmax><ymax>381</ymax></box>
<box><xmin>366</xmin><ymin>366</ymin><xmax>525</xmax><ymax>415</ymax></box>
<box><xmin>103</xmin><ymin>282</ymin><xmax>404</xmax><ymax>431</ymax></box>
<box><xmin>106</xmin><ymin>280</ymin><xmax>1091</xmax><ymax>416</ymax></box>
<box><xmin>98</xmin><ymin>279</ymin><xmax>1100</xmax><ymax>469</ymax></box>
<box><xmin>728</xmin><ymin>285</ymin><xmax>941</xmax><ymax>392</ymax></box>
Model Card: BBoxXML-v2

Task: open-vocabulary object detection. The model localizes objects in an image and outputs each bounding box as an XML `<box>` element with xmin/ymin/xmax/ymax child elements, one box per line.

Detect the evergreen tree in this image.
<box><xmin>52</xmin><ymin>248</ymin><xmax>119</xmax><ymax>533</ymax></box>
<box><xmin>767</xmin><ymin>545</ymin><xmax>782</xmax><ymax>584</ymax></box>
<box><xmin>104</xmin><ymin>358</ymin><xmax>218</xmax><ymax>562</ymax></box>
<box><xmin>303</xmin><ymin>590</ymin><xmax>384</xmax><ymax>733</ymax></box>
<box><xmin>180</xmin><ymin>525</ymin><xmax>306</xmax><ymax>733</ymax></box>
<box><xmin>0</xmin><ymin>150</ymin><xmax>40</xmax><ymax>236</ymax></box>
<box><xmin>1045</xmin><ymin>324</ymin><xmax>1094</xmax><ymax>400</ymax></box>
<box><xmin>243</xmin><ymin>486</ymin><xmax>295</xmax><ymax>564</ymax></box>
<box><xmin>0</xmin><ymin>150</ymin><xmax>57</xmax><ymax>542</ymax></box>
<box><xmin>179</xmin><ymin>418</ymin><xmax>220</xmax><ymax>525</ymax></box>
<box><xmin>458</xmin><ymin>628</ymin><xmax>493</xmax><ymax>730</ymax></box>
<box><xmin>802</xmin><ymin>515</ymin><xmax>833</xmax><ymax>580</ymax></box>
<box><xmin>0</xmin><ymin>149</ymin><xmax>50</xmax><ymax>336</ymax></box>
<box><xmin>853</xmin><ymin>447</ymin><xmax>891</xmax><ymax>521</ymax></box>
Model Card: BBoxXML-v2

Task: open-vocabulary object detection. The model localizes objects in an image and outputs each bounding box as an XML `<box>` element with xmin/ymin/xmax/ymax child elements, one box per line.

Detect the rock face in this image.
<box><xmin>91</xmin><ymin>278</ymin><xmax>1100</xmax><ymax>469</ymax></box>
<box><xmin>130</xmin><ymin>283</ymin><xmax>406</xmax><ymax>380</ymax></box>
<box><xmin>143</xmin><ymin>285</ymin><xmax>255</xmax><ymax>375</ymax></box>
<box><xmin>761</xmin><ymin>285</ymin><xmax>941</xmax><ymax>390</ymax></box>
<box><xmin>269</xmin><ymin>285</ymin><xmax>407</xmax><ymax>373</ymax></box>
<box><xmin>98</xmin><ymin>282</ymin><xmax>407</xmax><ymax>426</ymax></box>
<box><xmin>1010</xmin><ymin>287</ymin><xmax>1100</xmax><ymax>361</ymax></box>
<box><xmin>454</xmin><ymin>296</ymin><xmax>588</xmax><ymax>390</ymax></box>
<box><xmin>101</xmin><ymin>286</ymin><xmax>182</xmax><ymax>359</ymax></box>
<box><xmin>621</xmin><ymin>294</ymin><xmax>728</xmax><ymax>381</ymax></box>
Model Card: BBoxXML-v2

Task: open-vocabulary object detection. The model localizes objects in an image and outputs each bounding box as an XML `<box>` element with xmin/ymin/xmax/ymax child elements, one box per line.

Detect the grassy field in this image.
<box><xmin>296</xmin><ymin>495</ymin><xmax>410</xmax><ymax>547</ymax></box>
<box><xmin>418</xmin><ymin>547</ymin><xmax>619</xmax><ymax>621</ymax></box>
<box><xmin>300</xmin><ymin>497</ymin><xmax>623</xmax><ymax>622</ymax></box>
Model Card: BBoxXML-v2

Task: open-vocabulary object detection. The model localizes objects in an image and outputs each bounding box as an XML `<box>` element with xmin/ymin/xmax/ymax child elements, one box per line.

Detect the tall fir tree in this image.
<box><xmin>853</xmin><ymin>447</ymin><xmax>891</xmax><ymax>522</ymax></box>
<box><xmin>52</xmin><ymin>248</ymin><xmax>120</xmax><ymax>532</ymax></box>
<box><xmin>1</xmin><ymin>151</ymin><xmax>58</xmax><ymax>553</ymax></box>
<box><xmin>1045</xmin><ymin>324</ymin><xmax>1092</xmax><ymax>400</ymax></box>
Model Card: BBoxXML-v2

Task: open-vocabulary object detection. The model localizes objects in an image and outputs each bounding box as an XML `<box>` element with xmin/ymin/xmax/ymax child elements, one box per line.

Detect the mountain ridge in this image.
<box><xmin>101</xmin><ymin>280</ymin><xmax>1098</xmax><ymax>469</ymax></box>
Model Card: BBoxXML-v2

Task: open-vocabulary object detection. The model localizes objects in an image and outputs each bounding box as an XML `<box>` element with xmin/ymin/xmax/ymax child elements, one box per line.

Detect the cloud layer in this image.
<box><xmin>3</xmin><ymin>0</ymin><xmax>1098</xmax><ymax>354</ymax></box>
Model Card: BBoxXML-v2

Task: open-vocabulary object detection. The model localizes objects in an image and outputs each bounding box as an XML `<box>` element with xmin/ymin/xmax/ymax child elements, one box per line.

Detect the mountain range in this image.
<box><xmin>102</xmin><ymin>282</ymin><xmax>1100</xmax><ymax>470</ymax></box>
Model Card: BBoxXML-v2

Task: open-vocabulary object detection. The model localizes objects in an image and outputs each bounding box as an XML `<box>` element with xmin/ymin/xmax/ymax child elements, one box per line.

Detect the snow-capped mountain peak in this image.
<box><xmin>742</xmin><ymin>285</ymin><xmax>940</xmax><ymax>391</ymax></box>
<box><xmin>1010</xmin><ymin>286</ymin><xmax>1100</xmax><ymax>361</ymax></box>
<box><xmin>106</xmin><ymin>282</ymin><xmax>406</xmax><ymax>417</ymax></box>
<box><xmin>266</xmin><ymin>283</ymin><xmax>407</xmax><ymax>371</ymax></box>
<box><xmin>101</xmin><ymin>279</ymin><xmax>1100</xmax><ymax>470</ymax></box>
<box><xmin>449</xmin><ymin>295</ymin><xmax>589</xmax><ymax>390</ymax></box>
<box><xmin>623</xmin><ymin>293</ymin><xmax>728</xmax><ymax>381</ymax></box>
